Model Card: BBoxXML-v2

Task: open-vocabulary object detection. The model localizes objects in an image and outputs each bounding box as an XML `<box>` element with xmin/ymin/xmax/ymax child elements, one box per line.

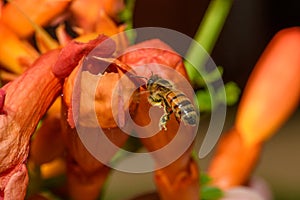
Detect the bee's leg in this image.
<box><xmin>162</xmin><ymin>99</ymin><xmax>170</xmax><ymax>113</ymax></box>
<box><xmin>174</xmin><ymin>109</ymin><xmax>181</xmax><ymax>123</ymax></box>
<box><xmin>159</xmin><ymin>112</ymin><xmax>171</xmax><ymax>130</ymax></box>
<box><xmin>159</xmin><ymin>100</ymin><xmax>172</xmax><ymax>130</ymax></box>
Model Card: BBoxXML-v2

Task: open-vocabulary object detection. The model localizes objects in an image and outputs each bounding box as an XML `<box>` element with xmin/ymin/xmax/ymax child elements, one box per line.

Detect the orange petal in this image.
<box><xmin>4</xmin><ymin>164</ymin><xmax>29</xmax><ymax>200</ymax></box>
<box><xmin>0</xmin><ymin>71</ymin><xmax>19</xmax><ymax>83</ymax></box>
<box><xmin>69</xmin><ymin>0</ymin><xmax>124</xmax><ymax>34</ymax></box>
<box><xmin>0</xmin><ymin>22</ymin><xmax>39</xmax><ymax>73</ymax></box>
<box><xmin>29</xmin><ymin>98</ymin><xmax>64</xmax><ymax>165</ymax></box>
<box><xmin>60</xmin><ymin>101</ymin><xmax>129</xmax><ymax>199</ymax></box>
<box><xmin>56</xmin><ymin>23</ymin><xmax>73</xmax><ymax>46</ymax></box>
<box><xmin>35</xmin><ymin>28</ymin><xmax>59</xmax><ymax>53</ymax></box>
<box><xmin>69</xmin><ymin>0</ymin><xmax>103</xmax><ymax>33</ymax></box>
<box><xmin>155</xmin><ymin>159</ymin><xmax>199</xmax><ymax>200</ymax></box>
<box><xmin>208</xmin><ymin>128</ymin><xmax>262</xmax><ymax>189</ymax></box>
<box><xmin>1</xmin><ymin>0</ymin><xmax>71</xmax><ymax>38</ymax></box>
<box><xmin>95</xmin><ymin>9</ymin><xmax>120</xmax><ymax>36</ymax></box>
<box><xmin>121</xmin><ymin>39</ymin><xmax>189</xmax><ymax>78</ymax></box>
<box><xmin>40</xmin><ymin>158</ymin><xmax>66</xmax><ymax>179</ymax></box>
<box><xmin>52</xmin><ymin>35</ymin><xmax>115</xmax><ymax>79</ymax></box>
<box><xmin>208</xmin><ymin>27</ymin><xmax>300</xmax><ymax>189</ymax></box>
<box><xmin>59</xmin><ymin>46</ymin><xmax>137</xmax><ymax>199</ymax></box>
<box><xmin>101</xmin><ymin>0</ymin><xmax>124</xmax><ymax>20</ymax></box>
<box><xmin>236</xmin><ymin>27</ymin><xmax>300</xmax><ymax>146</ymax></box>
<box><xmin>0</xmin><ymin>49</ymin><xmax>62</xmax><ymax>196</ymax></box>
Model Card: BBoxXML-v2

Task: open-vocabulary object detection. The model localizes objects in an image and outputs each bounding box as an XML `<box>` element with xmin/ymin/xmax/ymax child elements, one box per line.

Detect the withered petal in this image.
<box><xmin>52</xmin><ymin>35</ymin><xmax>116</xmax><ymax>79</ymax></box>
<box><xmin>0</xmin><ymin>49</ymin><xmax>62</xmax><ymax>196</ymax></box>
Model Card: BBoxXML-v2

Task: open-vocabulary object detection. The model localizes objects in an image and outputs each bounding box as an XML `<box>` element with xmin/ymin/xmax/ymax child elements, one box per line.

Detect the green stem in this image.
<box><xmin>120</xmin><ymin>0</ymin><xmax>136</xmax><ymax>29</ymax></box>
<box><xmin>119</xmin><ymin>0</ymin><xmax>137</xmax><ymax>43</ymax></box>
<box><xmin>185</xmin><ymin>0</ymin><xmax>234</xmax><ymax>84</ymax></box>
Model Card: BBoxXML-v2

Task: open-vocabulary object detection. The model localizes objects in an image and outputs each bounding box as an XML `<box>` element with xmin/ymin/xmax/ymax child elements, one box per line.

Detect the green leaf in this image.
<box><xmin>201</xmin><ymin>186</ymin><xmax>223</xmax><ymax>200</ymax></box>
<box><xmin>119</xmin><ymin>0</ymin><xmax>136</xmax><ymax>29</ymax></box>
<box><xmin>200</xmin><ymin>173</ymin><xmax>212</xmax><ymax>185</ymax></box>
<box><xmin>118</xmin><ymin>0</ymin><xmax>137</xmax><ymax>44</ymax></box>
<box><xmin>200</xmin><ymin>173</ymin><xmax>224</xmax><ymax>200</ymax></box>
<box><xmin>196</xmin><ymin>90</ymin><xmax>212</xmax><ymax>112</ymax></box>
<box><xmin>224</xmin><ymin>81</ymin><xmax>241</xmax><ymax>106</ymax></box>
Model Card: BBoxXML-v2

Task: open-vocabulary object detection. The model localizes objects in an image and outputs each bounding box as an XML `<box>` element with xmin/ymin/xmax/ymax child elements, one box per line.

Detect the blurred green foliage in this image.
<box><xmin>196</xmin><ymin>80</ymin><xmax>241</xmax><ymax>112</ymax></box>
<box><xmin>200</xmin><ymin>173</ymin><xmax>224</xmax><ymax>200</ymax></box>
<box><xmin>26</xmin><ymin>163</ymin><xmax>66</xmax><ymax>200</ymax></box>
<box><xmin>119</xmin><ymin>0</ymin><xmax>136</xmax><ymax>44</ymax></box>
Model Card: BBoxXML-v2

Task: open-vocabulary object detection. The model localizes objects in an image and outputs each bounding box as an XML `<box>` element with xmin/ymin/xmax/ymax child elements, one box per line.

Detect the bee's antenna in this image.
<box><xmin>130</xmin><ymin>74</ymin><xmax>148</xmax><ymax>82</ymax></box>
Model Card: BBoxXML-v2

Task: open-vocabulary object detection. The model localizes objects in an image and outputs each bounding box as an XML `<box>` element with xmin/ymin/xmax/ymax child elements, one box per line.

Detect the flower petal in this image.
<box><xmin>0</xmin><ymin>49</ymin><xmax>62</xmax><ymax>197</ymax></box>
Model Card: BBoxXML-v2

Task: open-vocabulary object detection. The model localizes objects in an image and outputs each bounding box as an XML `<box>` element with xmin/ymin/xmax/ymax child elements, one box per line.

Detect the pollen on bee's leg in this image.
<box><xmin>0</xmin><ymin>89</ymin><xmax>6</xmax><ymax>115</ymax></box>
<box><xmin>159</xmin><ymin>114</ymin><xmax>169</xmax><ymax>131</ymax></box>
<box><xmin>159</xmin><ymin>124</ymin><xmax>167</xmax><ymax>131</ymax></box>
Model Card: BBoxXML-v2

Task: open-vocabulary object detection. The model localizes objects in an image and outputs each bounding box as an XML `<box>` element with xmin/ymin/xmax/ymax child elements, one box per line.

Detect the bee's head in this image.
<box><xmin>147</xmin><ymin>74</ymin><xmax>160</xmax><ymax>88</ymax></box>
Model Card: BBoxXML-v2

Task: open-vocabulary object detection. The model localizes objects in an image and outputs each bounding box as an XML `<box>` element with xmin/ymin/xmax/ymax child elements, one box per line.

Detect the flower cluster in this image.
<box><xmin>0</xmin><ymin>1</ymin><xmax>300</xmax><ymax>200</ymax></box>
<box><xmin>0</xmin><ymin>1</ymin><xmax>199</xmax><ymax>199</ymax></box>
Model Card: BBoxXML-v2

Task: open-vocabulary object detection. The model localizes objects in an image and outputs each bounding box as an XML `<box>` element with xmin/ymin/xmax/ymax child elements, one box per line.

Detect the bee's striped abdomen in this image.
<box><xmin>165</xmin><ymin>90</ymin><xmax>197</xmax><ymax>126</ymax></box>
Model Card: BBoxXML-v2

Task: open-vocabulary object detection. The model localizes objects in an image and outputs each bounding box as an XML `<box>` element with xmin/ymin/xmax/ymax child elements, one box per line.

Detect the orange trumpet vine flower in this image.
<box><xmin>208</xmin><ymin>27</ymin><xmax>300</xmax><ymax>189</ymax></box>
<box><xmin>53</xmin><ymin>35</ymin><xmax>200</xmax><ymax>199</ymax></box>
<box><xmin>52</xmin><ymin>35</ymin><xmax>136</xmax><ymax>199</ymax></box>
<box><xmin>69</xmin><ymin>0</ymin><xmax>127</xmax><ymax>52</ymax></box>
<box><xmin>121</xmin><ymin>39</ymin><xmax>200</xmax><ymax>200</ymax></box>
<box><xmin>0</xmin><ymin>49</ymin><xmax>62</xmax><ymax>199</ymax></box>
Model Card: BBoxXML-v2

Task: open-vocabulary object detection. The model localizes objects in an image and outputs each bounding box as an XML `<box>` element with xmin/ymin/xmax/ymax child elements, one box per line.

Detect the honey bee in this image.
<box><xmin>140</xmin><ymin>74</ymin><xmax>198</xmax><ymax>130</ymax></box>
